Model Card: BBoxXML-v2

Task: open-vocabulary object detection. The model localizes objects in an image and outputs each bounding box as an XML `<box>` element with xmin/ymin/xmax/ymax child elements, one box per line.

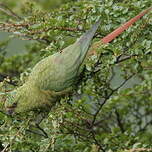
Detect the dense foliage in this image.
<box><xmin>0</xmin><ymin>0</ymin><xmax>152</xmax><ymax>151</ymax></box>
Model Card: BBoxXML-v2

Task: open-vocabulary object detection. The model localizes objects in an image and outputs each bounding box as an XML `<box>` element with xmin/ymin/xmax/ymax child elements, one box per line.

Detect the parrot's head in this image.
<box><xmin>5</xmin><ymin>90</ymin><xmax>18</xmax><ymax>115</ymax></box>
<box><xmin>4</xmin><ymin>85</ymin><xmax>51</xmax><ymax>115</ymax></box>
<box><xmin>4</xmin><ymin>89</ymin><xmax>32</xmax><ymax>115</ymax></box>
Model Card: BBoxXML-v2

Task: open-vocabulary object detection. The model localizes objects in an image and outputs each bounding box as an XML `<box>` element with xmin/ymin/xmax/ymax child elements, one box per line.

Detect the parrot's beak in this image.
<box><xmin>6</xmin><ymin>107</ymin><xmax>15</xmax><ymax>115</ymax></box>
<box><xmin>5</xmin><ymin>103</ymin><xmax>17</xmax><ymax>115</ymax></box>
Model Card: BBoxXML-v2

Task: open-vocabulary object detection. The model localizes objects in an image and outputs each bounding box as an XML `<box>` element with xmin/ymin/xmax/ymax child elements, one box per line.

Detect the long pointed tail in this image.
<box><xmin>88</xmin><ymin>7</ymin><xmax>151</xmax><ymax>56</ymax></box>
<box><xmin>101</xmin><ymin>7</ymin><xmax>152</xmax><ymax>44</ymax></box>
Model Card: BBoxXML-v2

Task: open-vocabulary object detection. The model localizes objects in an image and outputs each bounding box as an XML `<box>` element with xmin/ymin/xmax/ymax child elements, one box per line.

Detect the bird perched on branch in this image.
<box><xmin>4</xmin><ymin>20</ymin><xmax>101</xmax><ymax>114</ymax></box>
<box><xmin>3</xmin><ymin>6</ymin><xmax>151</xmax><ymax>115</ymax></box>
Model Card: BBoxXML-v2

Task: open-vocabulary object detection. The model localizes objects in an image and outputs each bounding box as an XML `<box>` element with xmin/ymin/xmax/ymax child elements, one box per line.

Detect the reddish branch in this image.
<box><xmin>0</xmin><ymin>22</ymin><xmax>84</xmax><ymax>33</ymax></box>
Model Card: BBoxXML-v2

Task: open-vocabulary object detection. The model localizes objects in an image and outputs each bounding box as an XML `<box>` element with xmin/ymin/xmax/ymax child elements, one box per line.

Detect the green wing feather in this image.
<box><xmin>28</xmin><ymin>20</ymin><xmax>101</xmax><ymax>92</ymax></box>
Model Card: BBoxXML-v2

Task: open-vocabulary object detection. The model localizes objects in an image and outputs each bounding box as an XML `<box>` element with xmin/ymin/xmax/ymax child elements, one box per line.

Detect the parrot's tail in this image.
<box><xmin>76</xmin><ymin>19</ymin><xmax>101</xmax><ymax>63</ymax></box>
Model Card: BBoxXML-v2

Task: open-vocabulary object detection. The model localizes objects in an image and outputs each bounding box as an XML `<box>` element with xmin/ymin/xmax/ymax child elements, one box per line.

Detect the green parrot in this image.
<box><xmin>4</xmin><ymin>20</ymin><xmax>101</xmax><ymax>114</ymax></box>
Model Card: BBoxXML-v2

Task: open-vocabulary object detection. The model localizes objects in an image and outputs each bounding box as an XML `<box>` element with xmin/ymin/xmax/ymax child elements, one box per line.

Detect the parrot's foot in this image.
<box><xmin>51</xmin><ymin>87</ymin><xmax>73</xmax><ymax>97</ymax></box>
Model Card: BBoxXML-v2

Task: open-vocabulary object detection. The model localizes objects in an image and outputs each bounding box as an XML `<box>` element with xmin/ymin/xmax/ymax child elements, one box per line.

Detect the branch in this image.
<box><xmin>90</xmin><ymin>130</ymin><xmax>106</xmax><ymax>152</ymax></box>
<box><xmin>35</xmin><ymin>124</ymin><xmax>49</xmax><ymax>138</ymax></box>
<box><xmin>1</xmin><ymin>143</ymin><xmax>10</xmax><ymax>152</ymax></box>
<box><xmin>0</xmin><ymin>3</ymin><xmax>22</xmax><ymax>20</ymax></box>
<box><xmin>47</xmin><ymin>26</ymin><xmax>85</xmax><ymax>33</ymax></box>
<box><xmin>139</xmin><ymin>119</ymin><xmax>152</xmax><ymax>132</ymax></box>
<box><xmin>125</xmin><ymin>148</ymin><xmax>152</xmax><ymax>152</ymax></box>
<box><xmin>0</xmin><ymin>22</ymin><xmax>85</xmax><ymax>33</ymax></box>
<box><xmin>0</xmin><ymin>22</ymin><xmax>86</xmax><ymax>44</ymax></box>
<box><xmin>91</xmin><ymin>74</ymin><xmax>135</xmax><ymax>127</ymax></box>
<box><xmin>26</xmin><ymin>129</ymin><xmax>48</xmax><ymax>138</ymax></box>
<box><xmin>115</xmin><ymin>109</ymin><xmax>125</xmax><ymax>133</ymax></box>
<box><xmin>114</xmin><ymin>54</ymin><xmax>138</xmax><ymax>64</ymax></box>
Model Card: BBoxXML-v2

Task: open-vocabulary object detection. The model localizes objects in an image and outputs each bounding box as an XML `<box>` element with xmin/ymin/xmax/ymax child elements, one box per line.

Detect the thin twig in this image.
<box><xmin>91</xmin><ymin>130</ymin><xmax>106</xmax><ymax>152</ymax></box>
<box><xmin>35</xmin><ymin>124</ymin><xmax>49</xmax><ymax>138</ymax></box>
<box><xmin>1</xmin><ymin>143</ymin><xmax>10</xmax><ymax>152</ymax></box>
<box><xmin>26</xmin><ymin>128</ymin><xmax>48</xmax><ymax>138</ymax></box>
<box><xmin>125</xmin><ymin>148</ymin><xmax>152</xmax><ymax>152</ymax></box>
<box><xmin>91</xmin><ymin>74</ymin><xmax>135</xmax><ymax>127</ymax></box>
<box><xmin>139</xmin><ymin>119</ymin><xmax>152</xmax><ymax>132</ymax></box>
<box><xmin>0</xmin><ymin>3</ymin><xmax>22</xmax><ymax>20</ymax></box>
<box><xmin>115</xmin><ymin>109</ymin><xmax>125</xmax><ymax>133</ymax></box>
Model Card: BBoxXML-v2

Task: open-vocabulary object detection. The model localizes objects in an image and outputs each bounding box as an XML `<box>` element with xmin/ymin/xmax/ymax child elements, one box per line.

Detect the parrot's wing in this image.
<box><xmin>29</xmin><ymin>20</ymin><xmax>101</xmax><ymax>92</ymax></box>
<box><xmin>29</xmin><ymin>45</ymin><xmax>82</xmax><ymax>92</ymax></box>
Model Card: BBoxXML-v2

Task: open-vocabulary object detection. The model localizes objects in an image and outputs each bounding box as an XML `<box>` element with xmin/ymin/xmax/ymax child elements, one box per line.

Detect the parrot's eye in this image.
<box><xmin>7</xmin><ymin>102</ymin><xmax>17</xmax><ymax>108</ymax></box>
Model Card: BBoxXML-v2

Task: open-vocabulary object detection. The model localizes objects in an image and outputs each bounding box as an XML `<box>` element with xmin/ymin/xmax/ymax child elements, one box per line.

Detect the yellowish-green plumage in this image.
<box><xmin>5</xmin><ymin>20</ymin><xmax>101</xmax><ymax>114</ymax></box>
